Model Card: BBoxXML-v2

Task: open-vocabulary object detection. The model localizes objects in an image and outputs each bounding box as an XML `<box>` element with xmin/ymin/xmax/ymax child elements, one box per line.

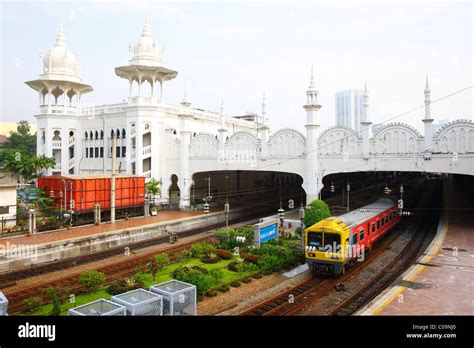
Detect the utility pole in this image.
<box><xmin>111</xmin><ymin>131</ymin><xmax>116</xmax><ymax>223</ymax></box>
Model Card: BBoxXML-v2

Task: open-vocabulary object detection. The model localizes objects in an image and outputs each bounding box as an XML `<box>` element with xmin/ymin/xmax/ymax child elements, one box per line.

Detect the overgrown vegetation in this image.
<box><xmin>303</xmin><ymin>199</ymin><xmax>331</xmax><ymax>227</ymax></box>
<box><xmin>77</xmin><ymin>270</ymin><xmax>105</xmax><ymax>292</ymax></box>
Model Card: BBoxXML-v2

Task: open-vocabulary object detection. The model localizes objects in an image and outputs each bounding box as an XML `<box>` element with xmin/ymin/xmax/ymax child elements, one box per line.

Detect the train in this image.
<box><xmin>304</xmin><ymin>197</ymin><xmax>401</xmax><ymax>275</ymax></box>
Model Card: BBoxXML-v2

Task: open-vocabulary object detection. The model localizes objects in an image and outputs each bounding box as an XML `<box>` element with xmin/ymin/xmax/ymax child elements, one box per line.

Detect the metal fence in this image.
<box><xmin>149</xmin><ymin>280</ymin><xmax>196</xmax><ymax>316</ymax></box>
<box><xmin>0</xmin><ymin>291</ymin><xmax>8</xmax><ymax>316</ymax></box>
<box><xmin>68</xmin><ymin>299</ymin><xmax>126</xmax><ymax>316</ymax></box>
<box><xmin>111</xmin><ymin>289</ymin><xmax>163</xmax><ymax>316</ymax></box>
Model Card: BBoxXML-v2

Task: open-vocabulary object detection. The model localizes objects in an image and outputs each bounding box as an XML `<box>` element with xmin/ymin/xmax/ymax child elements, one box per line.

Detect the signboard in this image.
<box><xmin>254</xmin><ymin>218</ymin><xmax>279</xmax><ymax>247</ymax></box>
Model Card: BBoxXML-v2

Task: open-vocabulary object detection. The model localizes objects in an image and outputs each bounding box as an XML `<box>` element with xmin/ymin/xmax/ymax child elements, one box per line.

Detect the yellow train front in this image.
<box><xmin>304</xmin><ymin>197</ymin><xmax>399</xmax><ymax>276</ymax></box>
<box><xmin>304</xmin><ymin>218</ymin><xmax>351</xmax><ymax>275</ymax></box>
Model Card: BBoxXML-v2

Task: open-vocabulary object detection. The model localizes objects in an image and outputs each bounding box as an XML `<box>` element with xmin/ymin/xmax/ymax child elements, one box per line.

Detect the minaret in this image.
<box><xmin>218</xmin><ymin>97</ymin><xmax>227</xmax><ymax>160</ymax></box>
<box><xmin>302</xmin><ymin>65</ymin><xmax>322</xmax><ymax>203</ymax></box>
<box><xmin>422</xmin><ymin>75</ymin><xmax>434</xmax><ymax>153</ymax></box>
<box><xmin>361</xmin><ymin>81</ymin><xmax>372</xmax><ymax>158</ymax></box>
<box><xmin>178</xmin><ymin>86</ymin><xmax>193</xmax><ymax>209</ymax></box>
<box><xmin>260</xmin><ymin>92</ymin><xmax>269</xmax><ymax>157</ymax></box>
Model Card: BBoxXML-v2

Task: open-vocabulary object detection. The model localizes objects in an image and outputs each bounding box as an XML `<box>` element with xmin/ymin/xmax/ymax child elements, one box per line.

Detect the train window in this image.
<box><xmin>307</xmin><ymin>232</ymin><xmax>323</xmax><ymax>249</ymax></box>
<box><xmin>377</xmin><ymin>220</ymin><xmax>380</xmax><ymax>229</ymax></box>
<box><xmin>371</xmin><ymin>223</ymin><xmax>376</xmax><ymax>233</ymax></box>
<box><xmin>323</xmin><ymin>233</ymin><xmax>341</xmax><ymax>250</ymax></box>
<box><xmin>360</xmin><ymin>229</ymin><xmax>365</xmax><ymax>241</ymax></box>
<box><xmin>381</xmin><ymin>218</ymin><xmax>385</xmax><ymax>227</ymax></box>
<box><xmin>385</xmin><ymin>216</ymin><xmax>389</xmax><ymax>224</ymax></box>
<box><xmin>352</xmin><ymin>233</ymin><xmax>358</xmax><ymax>245</ymax></box>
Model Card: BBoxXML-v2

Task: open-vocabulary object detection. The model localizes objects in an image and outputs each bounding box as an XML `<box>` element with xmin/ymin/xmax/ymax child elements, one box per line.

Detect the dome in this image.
<box><xmin>129</xmin><ymin>20</ymin><xmax>164</xmax><ymax>66</ymax></box>
<box><xmin>42</xmin><ymin>24</ymin><xmax>79</xmax><ymax>78</ymax></box>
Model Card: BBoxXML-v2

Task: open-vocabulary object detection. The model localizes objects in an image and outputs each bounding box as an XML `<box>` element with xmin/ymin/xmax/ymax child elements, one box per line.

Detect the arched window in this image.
<box><xmin>84</xmin><ymin>131</ymin><xmax>88</xmax><ymax>140</ymax></box>
<box><xmin>111</xmin><ymin>129</ymin><xmax>115</xmax><ymax>138</ymax></box>
<box><xmin>89</xmin><ymin>131</ymin><xmax>93</xmax><ymax>139</ymax></box>
<box><xmin>121</xmin><ymin>129</ymin><xmax>126</xmax><ymax>138</ymax></box>
<box><xmin>116</xmin><ymin>128</ymin><xmax>121</xmax><ymax>138</ymax></box>
<box><xmin>95</xmin><ymin>130</ymin><xmax>99</xmax><ymax>140</ymax></box>
<box><xmin>100</xmin><ymin>130</ymin><xmax>104</xmax><ymax>139</ymax></box>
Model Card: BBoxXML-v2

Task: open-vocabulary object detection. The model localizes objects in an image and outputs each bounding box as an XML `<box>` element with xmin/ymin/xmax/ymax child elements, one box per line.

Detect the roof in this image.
<box><xmin>41</xmin><ymin>174</ymin><xmax>144</xmax><ymax>180</ymax></box>
<box><xmin>150</xmin><ymin>280</ymin><xmax>195</xmax><ymax>294</ymax></box>
<box><xmin>308</xmin><ymin>197</ymin><xmax>397</xmax><ymax>232</ymax></box>
<box><xmin>112</xmin><ymin>289</ymin><xmax>161</xmax><ymax>304</ymax></box>
<box><xmin>70</xmin><ymin>299</ymin><xmax>124</xmax><ymax>315</ymax></box>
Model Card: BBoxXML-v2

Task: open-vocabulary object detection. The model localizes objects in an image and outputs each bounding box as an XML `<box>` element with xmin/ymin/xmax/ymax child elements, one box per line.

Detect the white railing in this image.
<box><xmin>68</xmin><ymin>158</ymin><xmax>75</xmax><ymax>168</ymax></box>
<box><xmin>128</xmin><ymin>96</ymin><xmax>160</xmax><ymax>106</ymax></box>
<box><xmin>53</xmin><ymin>163</ymin><xmax>61</xmax><ymax>171</ymax></box>
<box><xmin>131</xmin><ymin>149</ymin><xmax>136</xmax><ymax>160</ymax></box>
<box><xmin>52</xmin><ymin>140</ymin><xmax>62</xmax><ymax>148</ymax></box>
<box><xmin>69</xmin><ymin>136</ymin><xmax>75</xmax><ymax>146</ymax></box>
<box><xmin>131</xmin><ymin>127</ymin><xmax>136</xmax><ymax>136</ymax></box>
<box><xmin>142</xmin><ymin>145</ymin><xmax>152</xmax><ymax>156</ymax></box>
<box><xmin>40</xmin><ymin>105</ymin><xmax>78</xmax><ymax>115</ymax></box>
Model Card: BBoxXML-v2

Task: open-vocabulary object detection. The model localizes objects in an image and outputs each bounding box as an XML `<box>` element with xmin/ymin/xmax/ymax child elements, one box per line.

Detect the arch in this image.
<box><xmin>168</xmin><ymin>174</ymin><xmax>180</xmax><ymax>205</ymax></box>
<box><xmin>121</xmin><ymin>128</ymin><xmax>126</xmax><ymax>138</ymax></box>
<box><xmin>95</xmin><ymin>130</ymin><xmax>99</xmax><ymax>140</ymax></box>
<box><xmin>433</xmin><ymin>120</ymin><xmax>474</xmax><ymax>154</ymax></box>
<box><xmin>84</xmin><ymin>131</ymin><xmax>88</xmax><ymax>140</ymax></box>
<box><xmin>100</xmin><ymin>130</ymin><xmax>104</xmax><ymax>139</ymax></box>
<box><xmin>226</xmin><ymin>131</ymin><xmax>258</xmax><ymax>151</ymax></box>
<box><xmin>190</xmin><ymin>133</ymin><xmax>218</xmax><ymax>158</ymax></box>
<box><xmin>89</xmin><ymin>131</ymin><xmax>93</xmax><ymax>140</ymax></box>
<box><xmin>373</xmin><ymin>123</ymin><xmax>422</xmax><ymax>154</ymax></box>
<box><xmin>116</xmin><ymin>128</ymin><xmax>121</xmax><ymax>138</ymax></box>
<box><xmin>318</xmin><ymin>126</ymin><xmax>359</xmax><ymax>155</ymax></box>
<box><xmin>53</xmin><ymin>130</ymin><xmax>61</xmax><ymax>141</ymax></box>
<box><xmin>269</xmin><ymin>128</ymin><xmax>305</xmax><ymax>157</ymax></box>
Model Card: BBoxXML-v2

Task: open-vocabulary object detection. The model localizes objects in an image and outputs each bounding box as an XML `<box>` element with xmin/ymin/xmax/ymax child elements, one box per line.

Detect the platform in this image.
<box><xmin>356</xmin><ymin>179</ymin><xmax>474</xmax><ymax>315</ymax></box>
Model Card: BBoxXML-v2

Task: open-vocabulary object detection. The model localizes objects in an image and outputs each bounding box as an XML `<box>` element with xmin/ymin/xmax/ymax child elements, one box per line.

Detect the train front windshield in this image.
<box><xmin>323</xmin><ymin>233</ymin><xmax>341</xmax><ymax>251</ymax></box>
<box><xmin>307</xmin><ymin>232</ymin><xmax>323</xmax><ymax>249</ymax></box>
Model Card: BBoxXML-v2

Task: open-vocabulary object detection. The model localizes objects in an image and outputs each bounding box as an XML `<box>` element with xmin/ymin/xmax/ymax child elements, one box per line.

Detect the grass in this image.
<box><xmin>22</xmin><ymin>255</ymin><xmax>259</xmax><ymax>316</ymax></box>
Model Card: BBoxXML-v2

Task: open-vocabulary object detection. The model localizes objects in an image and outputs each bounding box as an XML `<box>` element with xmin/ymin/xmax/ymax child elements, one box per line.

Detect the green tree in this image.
<box><xmin>146</xmin><ymin>179</ymin><xmax>161</xmax><ymax>199</ymax></box>
<box><xmin>0</xmin><ymin>121</ymin><xmax>55</xmax><ymax>183</ymax></box>
<box><xmin>303</xmin><ymin>199</ymin><xmax>331</xmax><ymax>227</ymax></box>
<box><xmin>148</xmin><ymin>253</ymin><xmax>170</xmax><ymax>281</ymax></box>
<box><xmin>44</xmin><ymin>287</ymin><xmax>61</xmax><ymax>316</ymax></box>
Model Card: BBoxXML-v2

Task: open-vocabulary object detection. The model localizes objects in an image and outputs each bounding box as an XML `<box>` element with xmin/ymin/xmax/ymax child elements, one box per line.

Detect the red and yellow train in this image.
<box><xmin>304</xmin><ymin>197</ymin><xmax>400</xmax><ymax>275</ymax></box>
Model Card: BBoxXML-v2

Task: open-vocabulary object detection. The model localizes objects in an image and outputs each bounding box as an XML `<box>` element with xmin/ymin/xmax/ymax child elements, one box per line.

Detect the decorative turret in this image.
<box><xmin>302</xmin><ymin>65</ymin><xmax>322</xmax><ymax>203</ymax></box>
<box><xmin>422</xmin><ymin>75</ymin><xmax>434</xmax><ymax>154</ymax></box>
<box><xmin>115</xmin><ymin>19</ymin><xmax>178</xmax><ymax>103</ymax></box>
<box><xmin>218</xmin><ymin>97</ymin><xmax>227</xmax><ymax>157</ymax></box>
<box><xmin>361</xmin><ymin>81</ymin><xmax>372</xmax><ymax>157</ymax></box>
<box><xmin>178</xmin><ymin>85</ymin><xmax>192</xmax><ymax>209</ymax></box>
<box><xmin>260</xmin><ymin>92</ymin><xmax>269</xmax><ymax>157</ymax></box>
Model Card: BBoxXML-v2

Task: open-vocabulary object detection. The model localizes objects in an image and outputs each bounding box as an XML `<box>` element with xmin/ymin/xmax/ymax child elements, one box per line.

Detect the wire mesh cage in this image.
<box><xmin>68</xmin><ymin>299</ymin><xmax>127</xmax><ymax>316</ymax></box>
<box><xmin>0</xmin><ymin>291</ymin><xmax>8</xmax><ymax>316</ymax></box>
<box><xmin>111</xmin><ymin>289</ymin><xmax>163</xmax><ymax>316</ymax></box>
<box><xmin>149</xmin><ymin>280</ymin><xmax>197</xmax><ymax>316</ymax></box>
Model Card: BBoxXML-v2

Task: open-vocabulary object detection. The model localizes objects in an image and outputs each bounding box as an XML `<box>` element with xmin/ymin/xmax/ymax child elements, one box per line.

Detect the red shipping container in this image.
<box><xmin>38</xmin><ymin>174</ymin><xmax>145</xmax><ymax>213</ymax></box>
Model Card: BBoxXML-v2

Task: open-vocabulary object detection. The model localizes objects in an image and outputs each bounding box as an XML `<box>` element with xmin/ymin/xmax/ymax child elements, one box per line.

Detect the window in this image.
<box><xmin>352</xmin><ymin>233</ymin><xmax>358</xmax><ymax>245</ymax></box>
<box><xmin>381</xmin><ymin>217</ymin><xmax>385</xmax><ymax>227</ymax></box>
<box><xmin>116</xmin><ymin>146</ymin><xmax>120</xmax><ymax>158</ymax></box>
<box><xmin>307</xmin><ymin>232</ymin><xmax>323</xmax><ymax>249</ymax></box>
<box><xmin>0</xmin><ymin>206</ymin><xmax>9</xmax><ymax>214</ymax></box>
<box><xmin>324</xmin><ymin>233</ymin><xmax>341</xmax><ymax>250</ymax></box>
<box><xmin>360</xmin><ymin>228</ymin><xmax>365</xmax><ymax>241</ymax></box>
<box><xmin>385</xmin><ymin>216</ymin><xmax>389</xmax><ymax>224</ymax></box>
<box><xmin>90</xmin><ymin>147</ymin><xmax>94</xmax><ymax>158</ymax></box>
<box><xmin>122</xmin><ymin>146</ymin><xmax>126</xmax><ymax>157</ymax></box>
<box><xmin>371</xmin><ymin>223</ymin><xmax>376</xmax><ymax>234</ymax></box>
<box><xmin>86</xmin><ymin>148</ymin><xmax>89</xmax><ymax>158</ymax></box>
<box><xmin>377</xmin><ymin>220</ymin><xmax>380</xmax><ymax>229</ymax></box>
<box><xmin>100</xmin><ymin>147</ymin><xmax>104</xmax><ymax>158</ymax></box>
<box><xmin>95</xmin><ymin>147</ymin><xmax>99</xmax><ymax>158</ymax></box>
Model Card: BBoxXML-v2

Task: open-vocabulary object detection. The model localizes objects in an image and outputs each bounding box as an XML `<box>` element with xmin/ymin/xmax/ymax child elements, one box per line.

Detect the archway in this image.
<box><xmin>169</xmin><ymin>174</ymin><xmax>180</xmax><ymax>206</ymax></box>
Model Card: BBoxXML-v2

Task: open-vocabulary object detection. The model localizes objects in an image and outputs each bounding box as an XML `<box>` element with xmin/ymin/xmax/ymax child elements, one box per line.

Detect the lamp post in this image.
<box><xmin>330</xmin><ymin>182</ymin><xmax>335</xmax><ymax>197</ymax></box>
<box><xmin>224</xmin><ymin>200</ymin><xmax>230</xmax><ymax>232</ymax></box>
<box><xmin>346</xmin><ymin>182</ymin><xmax>350</xmax><ymax>212</ymax></box>
<box><xmin>299</xmin><ymin>204</ymin><xmax>305</xmax><ymax>251</ymax></box>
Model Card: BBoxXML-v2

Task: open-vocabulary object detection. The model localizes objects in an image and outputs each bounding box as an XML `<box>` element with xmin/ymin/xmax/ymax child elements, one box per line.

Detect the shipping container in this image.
<box><xmin>38</xmin><ymin>174</ymin><xmax>145</xmax><ymax>214</ymax></box>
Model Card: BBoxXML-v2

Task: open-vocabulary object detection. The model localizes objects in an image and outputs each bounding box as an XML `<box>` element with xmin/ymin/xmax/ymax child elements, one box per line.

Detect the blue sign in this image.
<box><xmin>259</xmin><ymin>223</ymin><xmax>278</xmax><ymax>243</ymax></box>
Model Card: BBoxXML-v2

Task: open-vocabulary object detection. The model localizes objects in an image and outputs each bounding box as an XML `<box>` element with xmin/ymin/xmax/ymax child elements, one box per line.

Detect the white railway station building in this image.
<box><xmin>26</xmin><ymin>21</ymin><xmax>474</xmax><ymax>209</ymax></box>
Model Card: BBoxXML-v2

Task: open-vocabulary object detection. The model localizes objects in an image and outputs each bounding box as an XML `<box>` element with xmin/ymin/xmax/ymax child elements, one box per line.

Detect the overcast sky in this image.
<box><xmin>1</xmin><ymin>0</ymin><xmax>472</xmax><ymax>132</ymax></box>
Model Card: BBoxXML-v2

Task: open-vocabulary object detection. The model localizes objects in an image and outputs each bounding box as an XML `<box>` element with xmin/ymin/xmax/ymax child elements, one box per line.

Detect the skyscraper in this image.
<box><xmin>335</xmin><ymin>89</ymin><xmax>364</xmax><ymax>132</ymax></box>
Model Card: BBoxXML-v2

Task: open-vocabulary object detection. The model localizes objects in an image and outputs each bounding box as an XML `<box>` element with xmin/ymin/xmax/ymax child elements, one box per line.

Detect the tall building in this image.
<box><xmin>335</xmin><ymin>89</ymin><xmax>364</xmax><ymax>132</ymax></box>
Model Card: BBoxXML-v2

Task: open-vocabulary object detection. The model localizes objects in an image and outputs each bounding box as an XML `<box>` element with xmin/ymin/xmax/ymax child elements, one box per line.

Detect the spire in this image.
<box><xmin>364</xmin><ymin>80</ymin><xmax>368</xmax><ymax>94</ymax></box>
<box><xmin>262</xmin><ymin>92</ymin><xmax>267</xmax><ymax>126</ymax></box>
<box><xmin>363</xmin><ymin>80</ymin><xmax>370</xmax><ymax>122</ymax></box>
<box><xmin>220</xmin><ymin>97</ymin><xmax>224</xmax><ymax>116</ymax></box>
<box><xmin>181</xmin><ymin>81</ymin><xmax>191</xmax><ymax>107</ymax></box>
<box><xmin>307</xmin><ymin>64</ymin><xmax>318</xmax><ymax>93</ymax></box>
<box><xmin>55</xmin><ymin>21</ymin><xmax>66</xmax><ymax>47</ymax></box>
<box><xmin>425</xmin><ymin>75</ymin><xmax>430</xmax><ymax>92</ymax></box>
<box><xmin>142</xmin><ymin>18</ymin><xmax>152</xmax><ymax>38</ymax></box>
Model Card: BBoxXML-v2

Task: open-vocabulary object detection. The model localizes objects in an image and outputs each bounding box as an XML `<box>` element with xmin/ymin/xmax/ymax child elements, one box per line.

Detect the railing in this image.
<box><xmin>69</xmin><ymin>136</ymin><xmax>75</xmax><ymax>146</ymax></box>
<box><xmin>143</xmin><ymin>170</ymin><xmax>152</xmax><ymax>181</ymax></box>
<box><xmin>131</xmin><ymin>127</ymin><xmax>136</xmax><ymax>136</ymax></box>
<box><xmin>131</xmin><ymin>149</ymin><xmax>136</xmax><ymax>160</ymax></box>
<box><xmin>128</xmin><ymin>96</ymin><xmax>160</xmax><ymax>106</ymax></box>
<box><xmin>53</xmin><ymin>163</ymin><xmax>61</xmax><ymax>171</ymax></box>
<box><xmin>68</xmin><ymin>158</ymin><xmax>75</xmax><ymax>168</ymax></box>
<box><xmin>142</xmin><ymin>145</ymin><xmax>152</xmax><ymax>156</ymax></box>
<box><xmin>52</xmin><ymin>140</ymin><xmax>62</xmax><ymax>148</ymax></box>
<box><xmin>40</xmin><ymin>105</ymin><xmax>78</xmax><ymax>115</ymax></box>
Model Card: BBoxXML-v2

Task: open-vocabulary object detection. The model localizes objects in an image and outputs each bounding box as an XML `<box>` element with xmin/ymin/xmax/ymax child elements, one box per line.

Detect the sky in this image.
<box><xmin>0</xmin><ymin>0</ymin><xmax>472</xmax><ymax>133</ymax></box>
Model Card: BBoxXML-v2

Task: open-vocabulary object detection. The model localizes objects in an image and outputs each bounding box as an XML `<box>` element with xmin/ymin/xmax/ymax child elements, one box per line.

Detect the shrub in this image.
<box><xmin>212</xmin><ymin>249</ymin><xmax>233</xmax><ymax>260</ymax></box>
<box><xmin>242</xmin><ymin>278</ymin><xmax>252</xmax><ymax>284</ymax></box>
<box><xmin>174</xmin><ymin>265</ymin><xmax>221</xmax><ymax>296</ymax></box>
<box><xmin>236</xmin><ymin>261</ymin><xmax>258</xmax><ymax>273</ymax></box>
<box><xmin>201</xmin><ymin>252</ymin><xmax>221</xmax><ymax>264</ymax></box>
<box><xmin>191</xmin><ymin>242</ymin><xmax>215</xmax><ymax>258</ymax></box>
<box><xmin>227</xmin><ymin>262</ymin><xmax>238</xmax><ymax>272</ymax></box>
<box><xmin>262</xmin><ymin>269</ymin><xmax>273</xmax><ymax>275</ymax></box>
<box><xmin>77</xmin><ymin>270</ymin><xmax>105</xmax><ymax>292</ymax></box>
<box><xmin>192</xmin><ymin>266</ymin><xmax>209</xmax><ymax>274</ymax></box>
<box><xmin>240</xmin><ymin>252</ymin><xmax>260</xmax><ymax>263</ymax></box>
<box><xmin>252</xmin><ymin>273</ymin><xmax>263</xmax><ymax>279</ymax></box>
<box><xmin>44</xmin><ymin>287</ymin><xmax>61</xmax><ymax>316</ymax></box>
<box><xmin>230</xmin><ymin>281</ymin><xmax>241</xmax><ymax>288</ymax></box>
<box><xmin>218</xmin><ymin>285</ymin><xmax>230</xmax><ymax>292</ymax></box>
<box><xmin>22</xmin><ymin>296</ymin><xmax>42</xmax><ymax>313</ymax></box>
<box><xmin>107</xmin><ymin>277</ymin><xmax>144</xmax><ymax>295</ymax></box>
<box><xmin>258</xmin><ymin>254</ymin><xmax>284</xmax><ymax>272</ymax></box>
<box><xmin>215</xmin><ymin>226</ymin><xmax>254</xmax><ymax>250</ymax></box>
<box><xmin>205</xmin><ymin>290</ymin><xmax>217</xmax><ymax>297</ymax></box>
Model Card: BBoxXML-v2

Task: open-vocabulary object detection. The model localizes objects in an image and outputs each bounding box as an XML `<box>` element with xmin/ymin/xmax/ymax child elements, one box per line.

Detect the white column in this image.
<box><xmin>129</xmin><ymin>80</ymin><xmax>133</xmax><ymax>98</ymax></box>
<box><xmin>125</xmin><ymin>122</ymin><xmax>133</xmax><ymax>174</ymax></box>
<box><xmin>179</xmin><ymin>113</ymin><xmax>192</xmax><ymax>209</ymax></box>
<box><xmin>162</xmin><ymin>128</ymin><xmax>174</xmax><ymax>203</ymax></box>
<box><xmin>61</xmin><ymin>127</ymin><xmax>69</xmax><ymax>175</ymax></box>
<box><xmin>136</xmin><ymin>121</ymin><xmax>143</xmax><ymax>174</ymax></box>
<box><xmin>361</xmin><ymin>82</ymin><xmax>372</xmax><ymax>157</ymax></box>
<box><xmin>150</xmin><ymin>81</ymin><xmax>154</xmax><ymax>97</ymax></box>
<box><xmin>422</xmin><ymin>76</ymin><xmax>434</xmax><ymax>153</ymax></box>
<box><xmin>150</xmin><ymin>121</ymin><xmax>159</xmax><ymax>179</ymax></box>
<box><xmin>260</xmin><ymin>126</ymin><xmax>268</xmax><ymax>157</ymax></box>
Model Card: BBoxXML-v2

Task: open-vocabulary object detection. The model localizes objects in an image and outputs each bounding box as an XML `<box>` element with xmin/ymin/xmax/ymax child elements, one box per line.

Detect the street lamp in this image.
<box><xmin>346</xmin><ymin>182</ymin><xmax>351</xmax><ymax>212</ymax></box>
<box><xmin>299</xmin><ymin>204</ymin><xmax>305</xmax><ymax>250</ymax></box>
<box><xmin>330</xmin><ymin>182</ymin><xmax>335</xmax><ymax>198</ymax></box>
<box><xmin>224</xmin><ymin>200</ymin><xmax>230</xmax><ymax>232</ymax></box>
